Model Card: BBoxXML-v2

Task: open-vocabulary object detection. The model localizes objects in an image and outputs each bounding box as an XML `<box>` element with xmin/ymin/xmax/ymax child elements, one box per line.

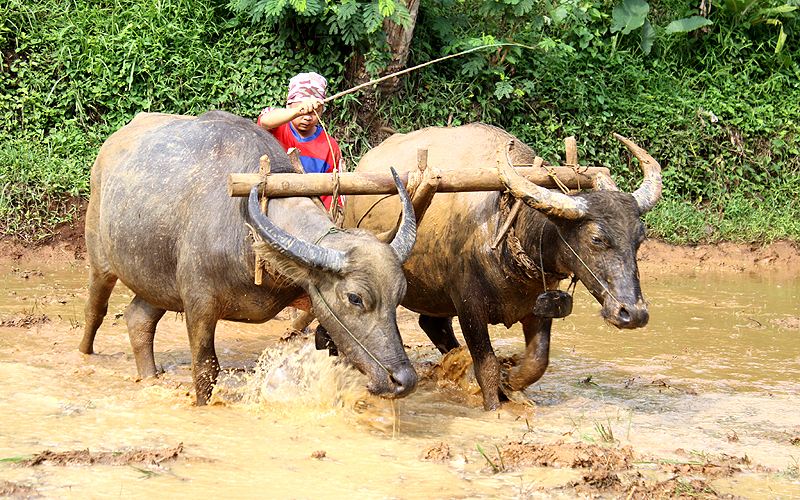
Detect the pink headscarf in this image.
<box><xmin>287</xmin><ymin>72</ymin><xmax>327</xmax><ymax>105</ymax></box>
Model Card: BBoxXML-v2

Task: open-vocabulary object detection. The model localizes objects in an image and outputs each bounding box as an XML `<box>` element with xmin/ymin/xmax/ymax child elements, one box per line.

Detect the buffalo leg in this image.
<box><xmin>185</xmin><ymin>311</ymin><xmax>220</xmax><ymax>406</ymax></box>
<box><xmin>418</xmin><ymin>315</ymin><xmax>460</xmax><ymax>354</ymax></box>
<box><xmin>456</xmin><ymin>309</ymin><xmax>501</xmax><ymax>411</ymax></box>
<box><xmin>79</xmin><ymin>267</ymin><xmax>117</xmax><ymax>355</ymax></box>
<box><xmin>506</xmin><ymin>313</ymin><xmax>551</xmax><ymax>391</ymax></box>
<box><xmin>124</xmin><ymin>295</ymin><xmax>166</xmax><ymax>379</ymax></box>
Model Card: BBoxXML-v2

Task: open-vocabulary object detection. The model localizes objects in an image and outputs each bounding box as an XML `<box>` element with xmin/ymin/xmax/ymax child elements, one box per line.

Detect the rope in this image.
<box><xmin>554</xmin><ymin>227</ymin><xmax>621</xmax><ymax>305</ymax></box>
<box><xmin>538</xmin><ymin>225</ymin><xmax>548</xmax><ymax>291</ymax></box>
<box><xmin>312</xmin><ymin>108</ymin><xmax>345</xmax><ymax>227</ymax></box>
<box><xmin>546</xmin><ymin>166</ymin><xmax>571</xmax><ymax>194</ymax></box>
<box><xmin>312</xmin><ymin>284</ymin><xmax>394</xmax><ymax>379</ymax></box>
<box><xmin>315</xmin><ymin>226</ymin><xmax>344</xmax><ymax>245</ymax></box>
<box><xmin>499</xmin><ymin>193</ymin><xmax>567</xmax><ymax>282</ymax></box>
<box><xmin>354</xmin><ymin>195</ymin><xmax>394</xmax><ymax>228</ymax></box>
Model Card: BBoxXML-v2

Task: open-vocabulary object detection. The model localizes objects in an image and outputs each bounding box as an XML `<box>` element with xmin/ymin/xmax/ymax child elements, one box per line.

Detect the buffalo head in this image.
<box><xmin>498</xmin><ymin>135</ymin><xmax>662</xmax><ymax>329</ymax></box>
<box><xmin>247</xmin><ymin>168</ymin><xmax>418</xmax><ymax>397</ymax></box>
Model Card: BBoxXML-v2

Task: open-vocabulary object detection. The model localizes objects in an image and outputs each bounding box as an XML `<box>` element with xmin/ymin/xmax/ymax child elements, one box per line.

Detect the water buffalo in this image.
<box><xmin>344</xmin><ymin>123</ymin><xmax>661</xmax><ymax>411</ymax></box>
<box><xmin>80</xmin><ymin>110</ymin><xmax>418</xmax><ymax>405</ymax></box>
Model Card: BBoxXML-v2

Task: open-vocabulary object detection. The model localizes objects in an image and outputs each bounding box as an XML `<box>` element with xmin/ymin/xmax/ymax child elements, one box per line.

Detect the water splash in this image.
<box><xmin>212</xmin><ymin>340</ymin><xmax>371</xmax><ymax>410</ymax></box>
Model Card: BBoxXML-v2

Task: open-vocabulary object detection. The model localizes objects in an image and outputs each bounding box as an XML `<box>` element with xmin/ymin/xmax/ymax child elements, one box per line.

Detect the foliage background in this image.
<box><xmin>1</xmin><ymin>0</ymin><xmax>798</xmax><ymax>245</ymax></box>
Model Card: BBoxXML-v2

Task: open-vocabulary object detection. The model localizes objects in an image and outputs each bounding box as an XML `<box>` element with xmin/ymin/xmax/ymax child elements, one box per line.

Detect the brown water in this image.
<box><xmin>1</xmin><ymin>260</ymin><xmax>798</xmax><ymax>499</ymax></box>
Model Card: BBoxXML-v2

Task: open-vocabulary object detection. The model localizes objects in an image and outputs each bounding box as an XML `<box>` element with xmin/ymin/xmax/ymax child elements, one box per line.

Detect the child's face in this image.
<box><xmin>289</xmin><ymin>101</ymin><xmax>320</xmax><ymax>137</ymax></box>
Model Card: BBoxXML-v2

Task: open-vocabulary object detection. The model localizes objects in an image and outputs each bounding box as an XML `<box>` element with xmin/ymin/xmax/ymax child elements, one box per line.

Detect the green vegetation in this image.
<box><xmin>2</xmin><ymin>0</ymin><xmax>798</xmax><ymax>246</ymax></box>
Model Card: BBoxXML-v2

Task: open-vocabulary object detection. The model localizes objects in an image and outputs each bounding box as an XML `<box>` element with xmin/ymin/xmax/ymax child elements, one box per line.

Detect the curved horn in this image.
<box><xmin>613</xmin><ymin>133</ymin><xmax>662</xmax><ymax>214</ymax></box>
<box><xmin>388</xmin><ymin>167</ymin><xmax>417</xmax><ymax>264</ymax></box>
<box><xmin>497</xmin><ymin>141</ymin><xmax>588</xmax><ymax>220</ymax></box>
<box><xmin>248</xmin><ymin>185</ymin><xmax>347</xmax><ymax>273</ymax></box>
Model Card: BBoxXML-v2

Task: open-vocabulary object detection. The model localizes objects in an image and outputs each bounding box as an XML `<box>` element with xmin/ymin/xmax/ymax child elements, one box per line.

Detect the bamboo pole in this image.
<box><xmin>228</xmin><ymin>166</ymin><xmax>610</xmax><ymax>198</ymax></box>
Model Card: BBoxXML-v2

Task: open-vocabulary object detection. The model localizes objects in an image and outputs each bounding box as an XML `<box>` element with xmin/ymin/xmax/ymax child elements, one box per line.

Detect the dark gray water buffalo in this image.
<box><xmin>80</xmin><ymin>110</ymin><xmax>418</xmax><ymax>405</ymax></box>
<box><xmin>345</xmin><ymin>123</ymin><xmax>661</xmax><ymax>411</ymax></box>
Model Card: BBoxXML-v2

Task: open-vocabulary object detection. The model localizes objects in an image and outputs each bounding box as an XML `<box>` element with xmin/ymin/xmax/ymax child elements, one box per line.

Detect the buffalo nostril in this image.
<box><xmin>390</xmin><ymin>366</ymin><xmax>418</xmax><ymax>397</ymax></box>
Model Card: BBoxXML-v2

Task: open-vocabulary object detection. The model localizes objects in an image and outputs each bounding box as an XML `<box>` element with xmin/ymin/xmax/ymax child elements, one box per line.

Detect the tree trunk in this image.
<box><xmin>345</xmin><ymin>0</ymin><xmax>421</xmax><ymax>142</ymax></box>
<box><xmin>378</xmin><ymin>0</ymin><xmax>421</xmax><ymax>97</ymax></box>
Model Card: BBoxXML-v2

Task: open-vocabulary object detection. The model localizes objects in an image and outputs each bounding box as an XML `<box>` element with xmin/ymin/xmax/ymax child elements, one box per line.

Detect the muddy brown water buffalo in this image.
<box><xmin>80</xmin><ymin>110</ymin><xmax>418</xmax><ymax>405</ymax></box>
<box><xmin>345</xmin><ymin>123</ymin><xmax>662</xmax><ymax>411</ymax></box>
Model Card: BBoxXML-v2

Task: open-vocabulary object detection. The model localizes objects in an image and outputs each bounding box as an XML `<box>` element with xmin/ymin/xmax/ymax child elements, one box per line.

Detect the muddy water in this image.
<box><xmin>0</xmin><ymin>260</ymin><xmax>798</xmax><ymax>499</ymax></box>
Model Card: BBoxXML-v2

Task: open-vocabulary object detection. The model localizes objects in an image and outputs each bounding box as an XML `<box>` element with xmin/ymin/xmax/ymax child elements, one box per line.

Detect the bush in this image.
<box><xmin>1</xmin><ymin>0</ymin><xmax>798</xmax><ymax>245</ymax></box>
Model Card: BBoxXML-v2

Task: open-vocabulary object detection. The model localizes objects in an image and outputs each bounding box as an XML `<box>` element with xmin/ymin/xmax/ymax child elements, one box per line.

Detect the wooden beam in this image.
<box><xmin>228</xmin><ymin>166</ymin><xmax>610</xmax><ymax>198</ymax></box>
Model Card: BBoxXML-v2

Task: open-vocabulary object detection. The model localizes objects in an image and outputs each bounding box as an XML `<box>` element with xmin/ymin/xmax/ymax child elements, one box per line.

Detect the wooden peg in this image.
<box><xmin>565</xmin><ymin>136</ymin><xmax>578</xmax><ymax>166</ymax></box>
<box><xmin>254</xmin><ymin>154</ymin><xmax>271</xmax><ymax>286</ymax></box>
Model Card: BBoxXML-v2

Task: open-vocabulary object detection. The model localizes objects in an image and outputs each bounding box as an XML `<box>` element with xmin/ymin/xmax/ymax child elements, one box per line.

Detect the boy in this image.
<box><xmin>257</xmin><ymin>72</ymin><xmax>343</xmax><ymax>210</ymax></box>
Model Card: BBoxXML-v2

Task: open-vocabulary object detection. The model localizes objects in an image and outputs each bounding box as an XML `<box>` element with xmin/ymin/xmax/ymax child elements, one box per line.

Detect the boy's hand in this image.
<box><xmin>296</xmin><ymin>98</ymin><xmax>324</xmax><ymax>116</ymax></box>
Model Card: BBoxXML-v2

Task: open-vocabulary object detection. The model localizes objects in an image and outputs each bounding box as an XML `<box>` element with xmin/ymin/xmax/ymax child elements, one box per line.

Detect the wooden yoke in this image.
<box><xmin>254</xmin><ymin>154</ymin><xmax>271</xmax><ymax>285</ymax></box>
<box><xmin>287</xmin><ymin>147</ymin><xmax>331</xmax><ymax>216</ymax></box>
<box><xmin>406</xmin><ymin>148</ymin><xmax>441</xmax><ymax>224</ymax></box>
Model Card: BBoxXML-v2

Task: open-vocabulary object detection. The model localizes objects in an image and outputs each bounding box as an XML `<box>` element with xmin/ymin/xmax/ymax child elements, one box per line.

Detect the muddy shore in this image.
<box><xmin>2</xmin><ymin>200</ymin><xmax>798</xmax><ymax>273</ymax></box>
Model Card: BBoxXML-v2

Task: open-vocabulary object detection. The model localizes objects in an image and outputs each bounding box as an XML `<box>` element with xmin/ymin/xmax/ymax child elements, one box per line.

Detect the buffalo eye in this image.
<box><xmin>347</xmin><ymin>293</ymin><xmax>364</xmax><ymax>308</ymax></box>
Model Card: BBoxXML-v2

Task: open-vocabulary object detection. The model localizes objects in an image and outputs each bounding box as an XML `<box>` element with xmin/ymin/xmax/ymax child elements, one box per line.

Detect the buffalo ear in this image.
<box><xmin>375</xmin><ymin>225</ymin><xmax>397</xmax><ymax>244</ymax></box>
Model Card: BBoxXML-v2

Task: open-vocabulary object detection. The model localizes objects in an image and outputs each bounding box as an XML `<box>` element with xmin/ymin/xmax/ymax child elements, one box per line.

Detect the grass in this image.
<box><xmin>644</xmin><ymin>176</ymin><xmax>800</xmax><ymax>245</ymax></box>
<box><xmin>777</xmin><ymin>456</ymin><xmax>800</xmax><ymax>479</ymax></box>
<box><xmin>1</xmin><ymin>0</ymin><xmax>798</xmax><ymax>247</ymax></box>
<box><xmin>476</xmin><ymin>444</ymin><xmax>503</xmax><ymax>473</ymax></box>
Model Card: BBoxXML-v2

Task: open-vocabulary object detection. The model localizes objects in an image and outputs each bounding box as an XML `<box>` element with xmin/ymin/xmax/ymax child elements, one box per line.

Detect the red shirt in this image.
<box><xmin>258</xmin><ymin>111</ymin><xmax>343</xmax><ymax>209</ymax></box>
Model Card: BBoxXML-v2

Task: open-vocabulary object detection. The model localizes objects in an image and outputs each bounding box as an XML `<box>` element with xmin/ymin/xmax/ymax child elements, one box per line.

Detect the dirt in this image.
<box><xmin>0</xmin><ymin>480</ymin><xmax>40</xmax><ymax>500</ymax></box>
<box><xmin>0</xmin><ymin>313</ymin><xmax>51</xmax><ymax>328</ymax></box>
<box><xmin>420</xmin><ymin>439</ymin><xmax>755</xmax><ymax>499</ymax></box>
<box><xmin>2</xmin><ymin>445</ymin><xmax>186</xmax><ymax>499</ymax></box>
<box><xmin>12</xmin><ymin>444</ymin><xmax>184</xmax><ymax>468</ymax></box>
<box><xmin>1</xmin><ymin>199</ymin><xmax>798</xmax><ymax>274</ymax></box>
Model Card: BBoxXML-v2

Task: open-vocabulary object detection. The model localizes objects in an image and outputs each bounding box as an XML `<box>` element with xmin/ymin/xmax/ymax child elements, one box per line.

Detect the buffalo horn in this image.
<box><xmin>498</xmin><ymin>141</ymin><xmax>588</xmax><ymax>220</ymax></box>
<box><xmin>248</xmin><ymin>185</ymin><xmax>347</xmax><ymax>273</ymax></box>
<box><xmin>613</xmin><ymin>133</ymin><xmax>663</xmax><ymax>214</ymax></box>
<box><xmin>388</xmin><ymin>167</ymin><xmax>418</xmax><ymax>264</ymax></box>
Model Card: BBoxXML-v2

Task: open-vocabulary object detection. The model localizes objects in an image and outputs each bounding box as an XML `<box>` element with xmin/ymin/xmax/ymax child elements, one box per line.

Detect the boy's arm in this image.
<box><xmin>258</xmin><ymin>98</ymin><xmax>324</xmax><ymax>130</ymax></box>
<box><xmin>258</xmin><ymin>107</ymin><xmax>299</xmax><ymax>130</ymax></box>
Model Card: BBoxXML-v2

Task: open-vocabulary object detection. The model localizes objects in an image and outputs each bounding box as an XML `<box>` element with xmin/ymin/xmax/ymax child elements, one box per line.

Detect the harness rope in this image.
<box><xmin>312</xmin><ymin>227</ymin><xmax>394</xmax><ymax>380</ymax></box>
<box><xmin>312</xmin><ymin>284</ymin><xmax>394</xmax><ymax>379</ymax></box>
<box><xmin>314</xmin><ymin>226</ymin><xmax>344</xmax><ymax>245</ymax></box>
<box><xmin>554</xmin><ymin>226</ymin><xmax>621</xmax><ymax>305</ymax></box>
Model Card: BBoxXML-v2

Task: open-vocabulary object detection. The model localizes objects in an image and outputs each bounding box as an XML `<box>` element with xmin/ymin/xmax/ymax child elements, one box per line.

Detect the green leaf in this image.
<box><xmin>336</xmin><ymin>1</ymin><xmax>360</xmax><ymax>21</ymax></box>
<box><xmin>640</xmin><ymin>18</ymin><xmax>654</xmax><ymax>54</ymax></box>
<box><xmin>721</xmin><ymin>0</ymin><xmax>757</xmax><ymax>14</ymax></box>
<box><xmin>610</xmin><ymin>0</ymin><xmax>650</xmax><ymax>35</ymax></box>
<box><xmin>362</xmin><ymin>2</ymin><xmax>384</xmax><ymax>32</ymax></box>
<box><xmin>664</xmin><ymin>15</ymin><xmax>713</xmax><ymax>34</ymax></box>
<box><xmin>494</xmin><ymin>81</ymin><xmax>514</xmax><ymax>100</ymax></box>
<box><xmin>263</xmin><ymin>0</ymin><xmax>290</xmax><ymax>23</ymax></box>
<box><xmin>461</xmin><ymin>58</ymin><xmax>485</xmax><ymax>77</ymax></box>
<box><xmin>289</xmin><ymin>0</ymin><xmax>307</xmax><ymax>13</ymax></box>
<box><xmin>774</xmin><ymin>22</ymin><xmax>787</xmax><ymax>53</ymax></box>
<box><xmin>378</xmin><ymin>0</ymin><xmax>396</xmax><ymax>17</ymax></box>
